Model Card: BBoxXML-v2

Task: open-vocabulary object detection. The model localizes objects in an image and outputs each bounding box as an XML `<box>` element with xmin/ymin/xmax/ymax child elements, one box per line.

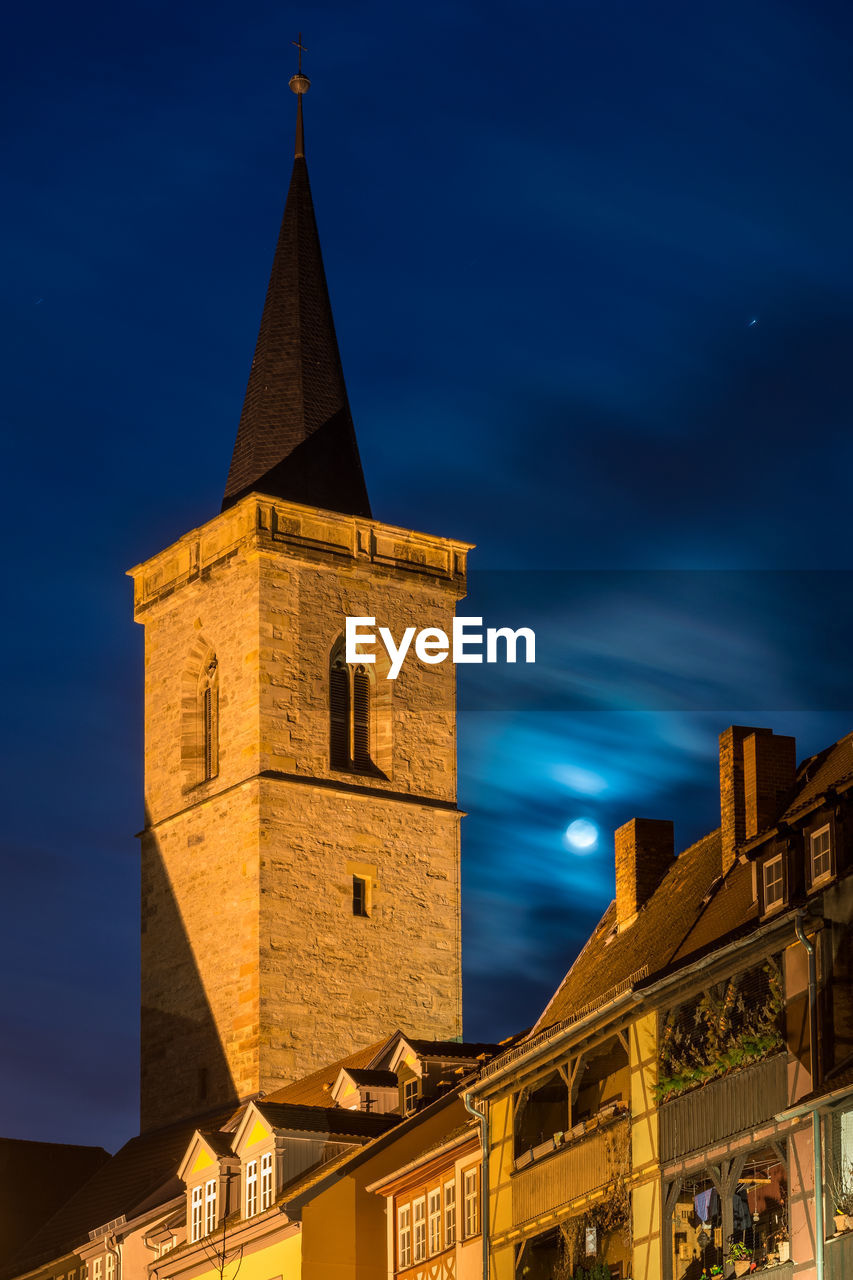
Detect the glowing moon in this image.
<box><xmin>565</xmin><ymin>818</ymin><xmax>599</xmax><ymax>851</ymax></box>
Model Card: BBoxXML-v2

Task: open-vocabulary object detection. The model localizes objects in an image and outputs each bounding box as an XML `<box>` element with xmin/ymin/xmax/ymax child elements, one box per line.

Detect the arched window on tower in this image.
<box><xmin>329</xmin><ymin>640</ymin><xmax>376</xmax><ymax>775</ymax></box>
<box><xmin>199</xmin><ymin>656</ymin><xmax>219</xmax><ymax>781</ymax></box>
<box><xmin>330</xmin><ymin>652</ymin><xmax>350</xmax><ymax>771</ymax></box>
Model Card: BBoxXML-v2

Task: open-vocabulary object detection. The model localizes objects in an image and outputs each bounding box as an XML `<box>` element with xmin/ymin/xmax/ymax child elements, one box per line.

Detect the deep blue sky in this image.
<box><xmin>3</xmin><ymin>0</ymin><xmax>853</xmax><ymax>1151</ymax></box>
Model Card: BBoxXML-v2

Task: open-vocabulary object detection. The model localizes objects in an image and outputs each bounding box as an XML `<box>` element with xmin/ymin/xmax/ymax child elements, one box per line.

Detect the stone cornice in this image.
<box><xmin>128</xmin><ymin>493</ymin><xmax>472</xmax><ymax>615</ymax></box>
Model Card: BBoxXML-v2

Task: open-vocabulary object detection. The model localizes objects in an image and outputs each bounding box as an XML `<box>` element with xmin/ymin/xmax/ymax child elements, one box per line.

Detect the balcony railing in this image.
<box><xmin>826</xmin><ymin>1227</ymin><xmax>853</xmax><ymax>1280</ymax></box>
<box><xmin>659</xmin><ymin>1053</ymin><xmax>787</xmax><ymax>1164</ymax></box>
<box><xmin>512</xmin><ymin>1116</ymin><xmax>628</xmax><ymax>1229</ymax></box>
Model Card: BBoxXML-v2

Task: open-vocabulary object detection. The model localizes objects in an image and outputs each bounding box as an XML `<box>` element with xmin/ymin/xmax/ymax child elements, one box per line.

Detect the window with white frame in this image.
<box><xmin>245</xmin><ymin>1159</ymin><xmax>258</xmax><ymax>1217</ymax></box>
<box><xmin>260</xmin><ymin>1150</ymin><xmax>274</xmax><ymax>1210</ymax></box>
<box><xmin>204</xmin><ymin>1177</ymin><xmax>217</xmax><ymax>1236</ymax></box>
<box><xmin>403</xmin><ymin>1078</ymin><xmax>418</xmax><ymax>1114</ymax></box>
<box><xmin>81</xmin><ymin>1266</ymin><xmax>88</xmax><ymax>1280</ymax></box>
<box><xmin>92</xmin><ymin>1258</ymin><xmax>102</xmax><ymax>1280</ymax></box>
<box><xmin>463</xmin><ymin>1167</ymin><xmax>480</xmax><ymax>1238</ymax></box>
<box><xmin>397</xmin><ymin>1204</ymin><xmax>412</xmax><ymax>1268</ymax></box>
<box><xmin>444</xmin><ymin>1179</ymin><xmax>456</xmax><ymax>1246</ymax></box>
<box><xmin>811</xmin><ymin>826</ymin><xmax>832</xmax><ymax>883</ymax></box>
<box><xmin>428</xmin><ymin>1187</ymin><xmax>441</xmax><ymax>1254</ymax></box>
<box><xmin>763</xmin><ymin>855</ymin><xmax>784</xmax><ymax>910</ymax></box>
<box><xmin>105</xmin><ymin>1255</ymin><xmax>115</xmax><ymax>1280</ymax></box>
<box><xmin>191</xmin><ymin>1184</ymin><xmax>203</xmax><ymax>1241</ymax></box>
<box><xmin>413</xmin><ymin>1197</ymin><xmax>426</xmax><ymax>1262</ymax></box>
<box><xmin>68</xmin><ymin>1270</ymin><xmax>76</xmax><ymax>1280</ymax></box>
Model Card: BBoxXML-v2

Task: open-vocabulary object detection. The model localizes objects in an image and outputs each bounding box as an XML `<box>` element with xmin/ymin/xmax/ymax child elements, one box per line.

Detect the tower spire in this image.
<box><xmin>222</xmin><ymin>44</ymin><xmax>372</xmax><ymax>518</ymax></box>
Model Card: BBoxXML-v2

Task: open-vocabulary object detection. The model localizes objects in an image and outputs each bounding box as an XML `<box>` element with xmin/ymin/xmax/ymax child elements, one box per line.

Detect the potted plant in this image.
<box><xmin>725</xmin><ymin>1241</ymin><xmax>753</xmax><ymax>1276</ymax></box>
<box><xmin>827</xmin><ymin>1164</ymin><xmax>853</xmax><ymax>1233</ymax></box>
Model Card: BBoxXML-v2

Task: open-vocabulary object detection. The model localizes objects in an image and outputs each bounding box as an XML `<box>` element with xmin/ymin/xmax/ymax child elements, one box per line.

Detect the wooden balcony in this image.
<box><xmin>659</xmin><ymin>1053</ymin><xmax>787</xmax><ymax>1163</ymax></box>
<box><xmin>512</xmin><ymin>1116</ymin><xmax>628</xmax><ymax>1229</ymax></box>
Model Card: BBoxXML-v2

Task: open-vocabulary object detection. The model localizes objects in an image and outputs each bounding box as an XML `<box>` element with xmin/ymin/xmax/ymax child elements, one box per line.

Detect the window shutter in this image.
<box><xmin>352</xmin><ymin>667</ymin><xmax>370</xmax><ymax>770</ymax></box>
<box><xmin>330</xmin><ymin>662</ymin><xmax>350</xmax><ymax>768</ymax></box>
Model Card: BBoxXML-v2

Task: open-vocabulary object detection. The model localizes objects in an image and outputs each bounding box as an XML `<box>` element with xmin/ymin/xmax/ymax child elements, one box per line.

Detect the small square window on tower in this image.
<box><xmin>352</xmin><ymin>875</ymin><xmax>369</xmax><ymax>917</ymax></box>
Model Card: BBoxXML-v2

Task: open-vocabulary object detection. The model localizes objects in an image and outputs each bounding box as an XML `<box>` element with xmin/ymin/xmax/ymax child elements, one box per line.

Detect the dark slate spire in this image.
<box><xmin>222</xmin><ymin>61</ymin><xmax>371</xmax><ymax>518</ymax></box>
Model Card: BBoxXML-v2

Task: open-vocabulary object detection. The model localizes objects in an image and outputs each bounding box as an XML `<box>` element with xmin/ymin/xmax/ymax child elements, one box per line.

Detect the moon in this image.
<box><xmin>565</xmin><ymin>818</ymin><xmax>599</xmax><ymax>852</ymax></box>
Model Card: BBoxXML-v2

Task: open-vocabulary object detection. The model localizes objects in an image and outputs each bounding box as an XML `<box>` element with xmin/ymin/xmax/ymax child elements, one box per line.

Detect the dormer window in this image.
<box><xmin>810</xmin><ymin>825</ymin><xmax>833</xmax><ymax>884</ymax></box>
<box><xmin>204</xmin><ymin>1177</ymin><xmax>217</xmax><ymax>1235</ymax></box>
<box><xmin>190</xmin><ymin>1186</ymin><xmax>203</xmax><ymax>1242</ymax></box>
<box><xmin>403</xmin><ymin>1079</ymin><xmax>419</xmax><ymax>1114</ymax></box>
<box><xmin>245</xmin><ymin>1159</ymin><xmax>258</xmax><ymax>1217</ymax></box>
<box><xmin>260</xmin><ymin>1151</ymin><xmax>274</xmax><ymax>1210</ymax></box>
<box><xmin>763</xmin><ymin>854</ymin><xmax>785</xmax><ymax>912</ymax></box>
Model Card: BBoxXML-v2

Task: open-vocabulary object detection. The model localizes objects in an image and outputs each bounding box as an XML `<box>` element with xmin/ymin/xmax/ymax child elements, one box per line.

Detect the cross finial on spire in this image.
<box><xmin>292</xmin><ymin>32</ymin><xmax>307</xmax><ymax>75</ymax></box>
<box><xmin>288</xmin><ymin>32</ymin><xmax>310</xmax><ymax>158</ymax></box>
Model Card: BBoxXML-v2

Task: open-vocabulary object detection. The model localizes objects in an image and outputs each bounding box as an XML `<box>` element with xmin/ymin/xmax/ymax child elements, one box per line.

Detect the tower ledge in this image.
<box><xmin>128</xmin><ymin>493</ymin><xmax>472</xmax><ymax>617</ymax></box>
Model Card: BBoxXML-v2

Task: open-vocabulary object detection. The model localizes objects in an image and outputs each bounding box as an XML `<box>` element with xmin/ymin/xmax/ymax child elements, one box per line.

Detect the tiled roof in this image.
<box><xmin>402</xmin><ymin>1039</ymin><xmax>503</xmax><ymax>1060</ymax></box>
<box><xmin>781</xmin><ymin>733</ymin><xmax>853</xmax><ymax>821</ymax></box>
<box><xmin>532</xmin><ymin>831</ymin><xmax>726</xmax><ymax>1034</ymax></box>
<box><xmin>263</xmin><ymin>1040</ymin><xmax>388</xmax><ymax>1107</ymax></box>
<box><xmin>4</xmin><ymin>1108</ymin><xmax>234</xmax><ymax>1277</ymax></box>
<box><xmin>222</xmin><ymin>107</ymin><xmax>371</xmax><ymax>519</ymax></box>
<box><xmin>341</xmin><ymin>1069</ymin><xmax>399</xmax><ymax>1088</ymax></box>
<box><xmin>255</xmin><ymin>1102</ymin><xmax>399</xmax><ymax>1140</ymax></box>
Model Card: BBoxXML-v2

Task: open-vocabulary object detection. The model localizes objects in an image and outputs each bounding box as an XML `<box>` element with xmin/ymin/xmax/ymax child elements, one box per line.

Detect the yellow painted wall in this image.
<box><xmin>630</xmin><ymin>1011</ymin><xmax>661</xmax><ymax>1280</ymax></box>
<box><xmin>488</xmin><ymin>1094</ymin><xmax>515</xmax><ymax>1280</ymax></box>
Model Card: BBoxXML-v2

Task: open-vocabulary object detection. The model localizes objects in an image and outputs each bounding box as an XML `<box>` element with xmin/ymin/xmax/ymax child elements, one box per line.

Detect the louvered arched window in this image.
<box><xmin>330</xmin><ymin>642</ymin><xmax>373</xmax><ymax>774</ymax></box>
<box><xmin>198</xmin><ymin>656</ymin><xmax>219</xmax><ymax>782</ymax></box>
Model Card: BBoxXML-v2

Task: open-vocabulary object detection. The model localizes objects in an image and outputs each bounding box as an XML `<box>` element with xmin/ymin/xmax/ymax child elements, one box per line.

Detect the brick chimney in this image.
<box><xmin>719</xmin><ymin>726</ymin><xmax>796</xmax><ymax>874</ymax></box>
<box><xmin>615</xmin><ymin>818</ymin><xmax>675</xmax><ymax>932</ymax></box>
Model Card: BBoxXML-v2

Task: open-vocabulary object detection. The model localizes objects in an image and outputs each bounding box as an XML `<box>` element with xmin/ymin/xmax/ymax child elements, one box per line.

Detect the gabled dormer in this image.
<box><xmin>177</xmin><ymin>1130</ymin><xmax>238</xmax><ymax>1243</ymax></box>
<box><xmin>381</xmin><ymin>1035</ymin><xmax>501</xmax><ymax>1116</ymax></box>
<box><xmin>330</xmin><ymin>1068</ymin><xmax>399</xmax><ymax>1114</ymax></box>
<box><xmin>231</xmin><ymin>1103</ymin><xmax>278</xmax><ymax>1220</ymax></box>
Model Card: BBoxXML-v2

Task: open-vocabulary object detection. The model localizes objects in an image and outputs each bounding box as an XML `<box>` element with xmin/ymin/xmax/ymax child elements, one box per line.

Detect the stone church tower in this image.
<box><xmin>129</xmin><ymin>74</ymin><xmax>468</xmax><ymax>1133</ymax></box>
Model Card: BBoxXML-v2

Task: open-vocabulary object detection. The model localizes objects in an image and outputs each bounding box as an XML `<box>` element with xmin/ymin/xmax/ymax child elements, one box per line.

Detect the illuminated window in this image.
<box><xmin>245</xmin><ymin>1159</ymin><xmax>258</xmax><ymax>1217</ymax></box>
<box><xmin>397</xmin><ymin>1204</ymin><xmax>412</xmax><ymax>1268</ymax></box>
<box><xmin>403</xmin><ymin>1078</ymin><xmax>419</xmax><ymax>1114</ymax></box>
<box><xmin>463</xmin><ymin>1168</ymin><xmax>480</xmax><ymax>1238</ymax></box>
<box><xmin>763</xmin><ymin>855</ymin><xmax>784</xmax><ymax>910</ymax></box>
<box><xmin>811</xmin><ymin>826</ymin><xmax>832</xmax><ymax>883</ymax></box>
<box><xmin>444</xmin><ymin>1180</ymin><xmax>456</xmax><ymax>1246</ymax></box>
<box><xmin>204</xmin><ymin>1177</ymin><xmax>217</xmax><ymax>1236</ymax></box>
<box><xmin>92</xmin><ymin>1260</ymin><xmax>102</xmax><ymax>1280</ymax></box>
<box><xmin>105</xmin><ymin>1255</ymin><xmax>115</xmax><ymax>1280</ymax></box>
<box><xmin>190</xmin><ymin>1184</ymin><xmax>203</xmax><ymax>1241</ymax></box>
<box><xmin>428</xmin><ymin>1188</ymin><xmax>442</xmax><ymax>1254</ymax></box>
<box><xmin>413</xmin><ymin>1197</ymin><xmax>426</xmax><ymax>1262</ymax></box>
<box><xmin>260</xmin><ymin>1151</ymin><xmax>274</xmax><ymax>1210</ymax></box>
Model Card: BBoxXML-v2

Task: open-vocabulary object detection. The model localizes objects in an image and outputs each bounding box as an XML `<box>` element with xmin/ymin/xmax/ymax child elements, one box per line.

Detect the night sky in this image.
<box><xmin>3</xmin><ymin>0</ymin><xmax>853</xmax><ymax>1153</ymax></box>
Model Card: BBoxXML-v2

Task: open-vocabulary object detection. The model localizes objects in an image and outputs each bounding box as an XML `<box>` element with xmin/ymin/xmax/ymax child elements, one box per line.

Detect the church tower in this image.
<box><xmin>129</xmin><ymin>68</ymin><xmax>468</xmax><ymax>1133</ymax></box>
